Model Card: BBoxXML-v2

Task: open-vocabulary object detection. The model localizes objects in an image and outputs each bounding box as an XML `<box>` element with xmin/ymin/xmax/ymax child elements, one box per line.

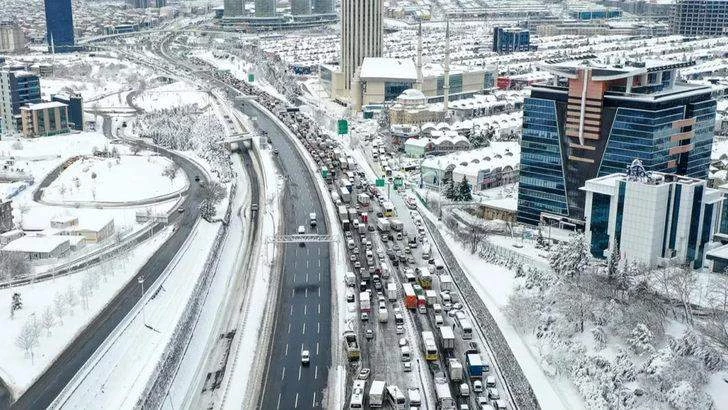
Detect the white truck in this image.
<box><xmin>448</xmin><ymin>357</ymin><xmax>464</xmax><ymax>382</ymax></box>
<box><xmin>390</xmin><ymin>218</ymin><xmax>404</xmax><ymax>232</ymax></box>
<box><xmin>387</xmin><ymin>282</ymin><xmax>397</xmax><ymax>301</ymax></box>
<box><xmin>378</xmin><ymin>305</ymin><xmax>388</xmax><ymax>323</ymax></box>
<box><xmin>357</xmin><ymin>193</ymin><xmax>370</xmax><ymax>208</ymax></box>
<box><xmin>345</xmin><ymin>271</ymin><xmax>356</xmax><ymax>286</ymax></box>
<box><xmin>376</xmin><ymin>218</ymin><xmax>390</xmax><ymax>232</ymax></box>
<box><xmin>359</xmin><ymin>291</ymin><xmax>371</xmax><ymax>312</ymax></box>
<box><xmin>369</xmin><ymin>380</ymin><xmax>386</xmax><ymax>408</ymax></box>
<box><xmin>309</xmin><ymin>212</ymin><xmax>317</xmax><ymax>226</ymax></box>
<box><xmin>439</xmin><ymin>274</ymin><xmax>454</xmax><ymax>292</ymax></box>
<box><xmin>440</xmin><ymin>325</ymin><xmax>455</xmax><ymax>350</ymax></box>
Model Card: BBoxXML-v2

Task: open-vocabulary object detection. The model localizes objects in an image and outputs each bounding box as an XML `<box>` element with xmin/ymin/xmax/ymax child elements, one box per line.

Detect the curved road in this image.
<box><xmin>240</xmin><ymin>102</ymin><xmax>333</xmax><ymax>410</ymax></box>
<box><xmin>6</xmin><ymin>145</ymin><xmax>209</xmax><ymax>410</ymax></box>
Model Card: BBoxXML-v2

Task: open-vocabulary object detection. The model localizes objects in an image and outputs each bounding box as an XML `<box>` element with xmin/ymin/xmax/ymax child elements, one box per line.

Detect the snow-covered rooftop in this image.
<box><xmin>2</xmin><ymin>235</ymin><xmax>69</xmax><ymax>253</ymax></box>
<box><xmin>359</xmin><ymin>57</ymin><xmax>417</xmax><ymax>80</ymax></box>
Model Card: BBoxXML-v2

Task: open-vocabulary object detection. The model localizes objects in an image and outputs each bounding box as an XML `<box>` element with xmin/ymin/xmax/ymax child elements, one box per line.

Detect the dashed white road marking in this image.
<box><xmin>298</xmin><ymin>365</ymin><xmax>302</xmax><ymax>381</ymax></box>
<box><xmin>285</xmin><ymin>343</ymin><xmax>289</xmax><ymax>356</ymax></box>
<box><xmin>294</xmin><ymin>393</ymin><xmax>299</xmax><ymax>408</ymax></box>
<box><xmin>317</xmin><ymin>303</ymin><xmax>321</xmax><ymax>314</ymax></box>
<box><xmin>281</xmin><ymin>367</ymin><xmax>285</xmax><ymax>381</ymax></box>
<box><xmin>304</xmin><ymin>305</ymin><xmax>307</xmax><ymax>315</ymax></box>
<box><xmin>316</xmin><ymin>342</ymin><xmax>319</xmax><ymax>355</ymax></box>
<box><xmin>302</xmin><ymin>323</ymin><xmax>306</xmax><ymax>335</ymax></box>
<box><xmin>290</xmin><ymin>305</ymin><xmax>293</xmax><ymax>316</ymax></box>
<box><xmin>317</xmin><ymin>322</ymin><xmax>320</xmax><ymax>334</ymax></box>
<box><xmin>276</xmin><ymin>393</ymin><xmax>281</xmax><ymax>410</ymax></box>
<box><xmin>312</xmin><ymin>392</ymin><xmax>317</xmax><ymax>407</ymax></box>
<box><xmin>314</xmin><ymin>365</ymin><xmax>318</xmax><ymax>380</ymax></box>
<box><xmin>287</xmin><ymin>323</ymin><xmax>291</xmax><ymax>333</ymax></box>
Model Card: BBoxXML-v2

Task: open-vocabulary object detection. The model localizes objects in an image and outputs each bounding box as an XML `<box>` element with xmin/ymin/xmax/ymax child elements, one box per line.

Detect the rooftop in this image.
<box><xmin>2</xmin><ymin>235</ymin><xmax>69</xmax><ymax>254</ymax></box>
<box><xmin>24</xmin><ymin>101</ymin><xmax>68</xmax><ymax>110</ymax></box>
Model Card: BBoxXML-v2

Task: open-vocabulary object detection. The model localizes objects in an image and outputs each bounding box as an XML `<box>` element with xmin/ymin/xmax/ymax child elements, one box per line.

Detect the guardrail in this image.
<box><xmin>136</xmin><ymin>181</ymin><xmax>237</xmax><ymax>409</ymax></box>
<box><xmin>420</xmin><ymin>215</ymin><xmax>540</xmax><ymax>410</ymax></box>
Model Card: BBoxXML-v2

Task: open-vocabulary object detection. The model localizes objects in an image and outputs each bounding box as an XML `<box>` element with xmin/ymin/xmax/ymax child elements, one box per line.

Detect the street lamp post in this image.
<box><xmin>138</xmin><ymin>275</ymin><xmax>147</xmax><ymax>327</ymax></box>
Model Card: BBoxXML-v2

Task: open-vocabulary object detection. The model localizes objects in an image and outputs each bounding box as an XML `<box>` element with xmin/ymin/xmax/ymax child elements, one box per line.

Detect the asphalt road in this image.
<box><xmin>6</xmin><ymin>146</ymin><xmax>208</xmax><ymax>410</ymax></box>
<box><xmin>241</xmin><ymin>103</ymin><xmax>332</xmax><ymax>410</ymax></box>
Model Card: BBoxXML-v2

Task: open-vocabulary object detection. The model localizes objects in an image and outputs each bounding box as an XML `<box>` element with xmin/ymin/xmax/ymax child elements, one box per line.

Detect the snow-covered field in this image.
<box><xmin>42</xmin><ymin>155</ymin><xmax>187</xmax><ymax>203</ymax></box>
<box><xmin>0</xmin><ymin>226</ymin><xmax>174</xmax><ymax>397</ymax></box>
<box><xmin>133</xmin><ymin>81</ymin><xmax>212</xmax><ymax>111</ymax></box>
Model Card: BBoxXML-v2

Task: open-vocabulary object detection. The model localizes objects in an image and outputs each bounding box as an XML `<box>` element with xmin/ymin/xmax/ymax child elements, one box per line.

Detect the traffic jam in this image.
<box><xmin>201</xmin><ymin>64</ymin><xmax>509</xmax><ymax>410</ymax></box>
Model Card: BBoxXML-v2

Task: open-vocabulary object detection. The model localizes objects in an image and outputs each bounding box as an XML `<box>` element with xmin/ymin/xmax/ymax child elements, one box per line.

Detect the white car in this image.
<box><xmin>301</xmin><ymin>350</ymin><xmax>310</xmax><ymax>365</ymax></box>
<box><xmin>473</xmin><ymin>380</ymin><xmax>484</xmax><ymax>393</ymax></box>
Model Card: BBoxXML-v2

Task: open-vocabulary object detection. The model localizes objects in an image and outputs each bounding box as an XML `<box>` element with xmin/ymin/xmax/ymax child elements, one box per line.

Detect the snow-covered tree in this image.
<box><xmin>65</xmin><ymin>287</ymin><xmax>78</xmax><ymax>316</ymax></box>
<box><xmin>606</xmin><ymin>241</ymin><xmax>620</xmax><ymax>280</ymax></box>
<box><xmin>16</xmin><ymin>320</ymin><xmax>39</xmax><ymax>361</ymax></box>
<box><xmin>614</xmin><ymin>348</ymin><xmax>636</xmax><ymax>383</ymax></box>
<box><xmin>549</xmin><ymin>234</ymin><xmax>590</xmax><ymax>279</ymax></box>
<box><xmin>457</xmin><ymin>176</ymin><xmax>472</xmax><ymax>202</ymax></box>
<box><xmin>41</xmin><ymin>306</ymin><xmax>55</xmax><ymax>336</ymax></box>
<box><xmin>591</xmin><ymin>326</ymin><xmax>607</xmax><ymax>350</ymax></box>
<box><xmin>628</xmin><ymin>323</ymin><xmax>655</xmax><ymax>355</ymax></box>
<box><xmin>53</xmin><ymin>292</ymin><xmax>66</xmax><ymax>325</ymax></box>
<box><xmin>444</xmin><ymin>178</ymin><xmax>457</xmax><ymax>201</ymax></box>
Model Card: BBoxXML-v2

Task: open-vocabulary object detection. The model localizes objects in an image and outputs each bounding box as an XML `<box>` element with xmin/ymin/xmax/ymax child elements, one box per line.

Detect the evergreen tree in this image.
<box><xmin>444</xmin><ymin>178</ymin><xmax>457</xmax><ymax>200</ymax></box>
<box><xmin>457</xmin><ymin>176</ymin><xmax>472</xmax><ymax>202</ymax></box>
<box><xmin>607</xmin><ymin>241</ymin><xmax>620</xmax><ymax>280</ymax></box>
<box><xmin>548</xmin><ymin>234</ymin><xmax>590</xmax><ymax>278</ymax></box>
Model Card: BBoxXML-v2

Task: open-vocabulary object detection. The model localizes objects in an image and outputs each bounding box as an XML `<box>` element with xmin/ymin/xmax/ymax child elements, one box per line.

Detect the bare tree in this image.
<box><xmin>41</xmin><ymin>306</ymin><xmax>55</xmax><ymax>336</ymax></box>
<box><xmin>668</xmin><ymin>265</ymin><xmax>697</xmax><ymax>326</ymax></box>
<box><xmin>130</xmin><ymin>145</ymin><xmax>142</xmax><ymax>155</ymax></box>
<box><xmin>0</xmin><ymin>252</ymin><xmax>31</xmax><ymax>282</ymax></box>
<box><xmin>16</xmin><ymin>320</ymin><xmax>39</xmax><ymax>362</ymax></box>
<box><xmin>161</xmin><ymin>163</ymin><xmax>179</xmax><ymax>182</ymax></box>
<box><xmin>467</xmin><ymin>225</ymin><xmax>494</xmax><ymax>254</ymax></box>
<box><xmin>65</xmin><ymin>287</ymin><xmax>78</xmax><ymax>316</ymax></box>
<box><xmin>53</xmin><ymin>292</ymin><xmax>67</xmax><ymax>325</ymax></box>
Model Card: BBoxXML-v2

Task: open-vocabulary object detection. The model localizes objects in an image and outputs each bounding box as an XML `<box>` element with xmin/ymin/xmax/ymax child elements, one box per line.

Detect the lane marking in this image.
<box><xmin>281</xmin><ymin>367</ymin><xmax>285</xmax><ymax>381</ymax></box>
<box><xmin>291</xmin><ymin>288</ymin><xmax>295</xmax><ymax>298</ymax></box>
<box><xmin>318</xmin><ymin>247</ymin><xmax>321</xmax><ymax>255</ymax></box>
<box><xmin>302</xmin><ymin>323</ymin><xmax>306</xmax><ymax>335</ymax></box>
<box><xmin>318</xmin><ymin>271</ymin><xmax>321</xmax><ymax>281</ymax></box>
<box><xmin>317</xmin><ymin>303</ymin><xmax>321</xmax><ymax>315</ymax></box>
<box><xmin>277</xmin><ymin>393</ymin><xmax>281</xmax><ymax>410</ymax></box>
<box><xmin>306</xmin><ymin>260</ymin><xmax>309</xmax><ymax>268</ymax></box>
<box><xmin>305</xmin><ymin>288</ymin><xmax>308</xmax><ymax>298</ymax></box>
<box><xmin>317</xmin><ymin>322</ymin><xmax>320</xmax><ymax>334</ymax></box>
<box><xmin>306</xmin><ymin>272</ymin><xmax>309</xmax><ymax>283</ymax></box>
<box><xmin>312</xmin><ymin>392</ymin><xmax>316</xmax><ymax>407</ymax></box>
<box><xmin>318</xmin><ymin>287</ymin><xmax>321</xmax><ymax>297</ymax></box>
<box><xmin>290</xmin><ymin>305</ymin><xmax>293</xmax><ymax>316</ymax></box>
<box><xmin>294</xmin><ymin>393</ymin><xmax>299</xmax><ymax>408</ymax></box>
<box><xmin>298</xmin><ymin>365</ymin><xmax>302</xmax><ymax>381</ymax></box>
<box><xmin>318</xmin><ymin>259</ymin><xmax>321</xmax><ymax>267</ymax></box>
<box><xmin>316</xmin><ymin>342</ymin><xmax>319</xmax><ymax>355</ymax></box>
<box><xmin>288</xmin><ymin>323</ymin><xmax>291</xmax><ymax>333</ymax></box>
<box><xmin>293</xmin><ymin>273</ymin><xmax>296</xmax><ymax>283</ymax></box>
<box><xmin>285</xmin><ymin>343</ymin><xmax>289</xmax><ymax>356</ymax></box>
<box><xmin>307</xmin><ymin>247</ymin><xmax>310</xmax><ymax>255</ymax></box>
<box><xmin>314</xmin><ymin>365</ymin><xmax>318</xmax><ymax>380</ymax></box>
<box><xmin>304</xmin><ymin>304</ymin><xmax>307</xmax><ymax>315</ymax></box>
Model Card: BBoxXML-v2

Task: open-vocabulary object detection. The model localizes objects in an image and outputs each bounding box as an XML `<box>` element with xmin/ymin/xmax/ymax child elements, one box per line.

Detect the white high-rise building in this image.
<box><xmin>340</xmin><ymin>0</ymin><xmax>383</xmax><ymax>92</ymax></box>
<box><xmin>0</xmin><ymin>22</ymin><xmax>26</xmax><ymax>53</ymax></box>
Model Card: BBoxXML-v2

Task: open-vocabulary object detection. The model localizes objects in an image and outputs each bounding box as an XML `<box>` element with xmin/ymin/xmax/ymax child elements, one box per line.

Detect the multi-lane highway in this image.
<box><xmin>241</xmin><ymin>102</ymin><xmax>333</xmax><ymax>410</ymax></box>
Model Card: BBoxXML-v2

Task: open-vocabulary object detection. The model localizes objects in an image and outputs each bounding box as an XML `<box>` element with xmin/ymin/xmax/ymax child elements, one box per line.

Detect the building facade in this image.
<box><xmin>20</xmin><ymin>101</ymin><xmax>70</xmax><ymax>137</ymax></box>
<box><xmin>255</xmin><ymin>0</ymin><xmax>277</xmax><ymax>17</ymax></box>
<box><xmin>44</xmin><ymin>0</ymin><xmax>75</xmax><ymax>53</ymax></box>
<box><xmin>583</xmin><ymin>164</ymin><xmax>723</xmax><ymax>268</ymax></box>
<box><xmin>0</xmin><ymin>22</ymin><xmax>26</xmax><ymax>53</ymax></box>
<box><xmin>223</xmin><ymin>0</ymin><xmax>243</xmax><ymax>17</ymax></box>
<box><xmin>671</xmin><ymin>0</ymin><xmax>728</xmax><ymax>36</ymax></box>
<box><xmin>0</xmin><ymin>70</ymin><xmax>41</xmax><ymax>135</ymax></box>
<box><xmin>341</xmin><ymin>0</ymin><xmax>383</xmax><ymax>92</ymax></box>
<box><xmin>292</xmin><ymin>0</ymin><xmax>311</xmax><ymax>15</ymax></box>
<box><xmin>52</xmin><ymin>93</ymin><xmax>83</xmax><ymax>131</ymax></box>
<box><xmin>517</xmin><ymin>58</ymin><xmax>716</xmax><ymax>227</ymax></box>
<box><xmin>312</xmin><ymin>0</ymin><xmax>333</xmax><ymax>14</ymax></box>
<box><xmin>492</xmin><ymin>27</ymin><xmax>530</xmax><ymax>53</ymax></box>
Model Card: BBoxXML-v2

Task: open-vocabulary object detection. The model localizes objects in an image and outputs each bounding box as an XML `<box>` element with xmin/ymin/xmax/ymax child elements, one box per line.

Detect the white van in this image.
<box><xmin>400</xmin><ymin>345</ymin><xmax>411</xmax><ymax>362</ymax></box>
<box><xmin>347</xmin><ymin>239</ymin><xmax>355</xmax><ymax>250</ymax></box>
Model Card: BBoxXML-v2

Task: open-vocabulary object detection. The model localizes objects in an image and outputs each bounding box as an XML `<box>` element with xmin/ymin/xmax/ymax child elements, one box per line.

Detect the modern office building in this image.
<box><xmin>340</xmin><ymin>0</ymin><xmax>383</xmax><ymax>92</ymax></box>
<box><xmin>52</xmin><ymin>92</ymin><xmax>83</xmax><ymax>131</ymax></box>
<box><xmin>128</xmin><ymin>0</ymin><xmax>149</xmax><ymax>7</ymax></box>
<box><xmin>0</xmin><ymin>22</ymin><xmax>26</xmax><ymax>53</ymax></box>
<box><xmin>312</xmin><ymin>0</ymin><xmax>333</xmax><ymax>14</ymax></box>
<box><xmin>516</xmin><ymin>58</ymin><xmax>716</xmax><ymax>227</ymax></box>
<box><xmin>44</xmin><ymin>0</ymin><xmax>75</xmax><ymax>53</ymax></box>
<box><xmin>583</xmin><ymin>162</ymin><xmax>723</xmax><ymax>268</ymax></box>
<box><xmin>154</xmin><ymin>0</ymin><xmax>167</xmax><ymax>7</ymax></box>
<box><xmin>568</xmin><ymin>6</ymin><xmax>622</xmax><ymax>20</ymax></box>
<box><xmin>492</xmin><ymin>27</ymin><xmax>531</xmax><ymax>53</ymax></box>
<box><xmin>671</xmin><ymin>0</ymin><xmax>728</xmax><ymax>36</ymax></box>
<box><xmin>0</xmin><ymin>70</ymin><xmax>42</xmax><ymax>135</ymax></box>
<box><xmin>292</xmin><ymin>0</ymin><xmax>311</xmax><ymax>15</ymax></box>
<box><xmin>20</xmin><ymin>101</ymin><xmax>70</xmax><ymax>137</ymax></box>
<box><xmin>223</xmin><ymin>0</ymin><xmax>243</xmax><ymax>17</ymax></box>
<box><xmin>255</xmin><ymin>0</ymin><xmax>277</xmax><ymax>17</ymax></box>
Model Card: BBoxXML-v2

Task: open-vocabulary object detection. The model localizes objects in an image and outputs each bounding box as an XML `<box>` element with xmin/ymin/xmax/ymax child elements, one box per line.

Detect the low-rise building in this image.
<box><xmin>583</xmin><ymin>162</ymin><xmax>723</xmax><ymax>268</ymax></box>
<box><xmin>0</xmin><ymin>21</ymin><xmax>26</xmax><ymax>53</ymax></box>
<box><xmin>388</xmin><ymin>89</ymin><xmax>445</xmax><ymax>126</ymax></box>
<box><xmin>51</xmin><ymin>93</ymin><xmax>83</xmax><ymax>131</ymax></box>
<box><xmin>20</xmin><ymin>101</ymin><xmax>70</xmax><ymax>137</ymax></box>
<box><xmin>0</xmin><ymin>229</ymin><xmax>23</xmax><ymax>245</ymax></box>
<box><xmin>1</xmin><ymin>235</ymin><xmax>70</xmax><ymax>260</ymax></box>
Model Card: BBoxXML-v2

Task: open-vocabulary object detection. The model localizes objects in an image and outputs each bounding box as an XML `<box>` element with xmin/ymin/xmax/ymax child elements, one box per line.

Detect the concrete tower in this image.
<box><xmin>292</xmin><ymin>0</ymin><xmax>311</xmax><ymax>15</ymax></box>
<box><xmin>312</xmin><ymin>0</ymin><xmax>333</xmax><ymax>14</ymax></box>
<box><xmin>443</xmin><ymin>19</ymin><xmax>451</xmax><ymax>110</ymax></box>
<box><xmin>223</xmin><ymin>0</ymin><xmax>244</xmax><ymax>17</ymax></box>
<box><xmin>255</xmin><ymin>0</ymin><xmax>276</xmax><ymax>17</ymax></box>
<box><xmin>415</xmin><ymin>21</ymin><xmax>423</xmax><ymax>91</ymax></box>
<box><xmin>341</xmin><ymin>0</ymin><xmax>383</xmax><ymax>92</ymax></box>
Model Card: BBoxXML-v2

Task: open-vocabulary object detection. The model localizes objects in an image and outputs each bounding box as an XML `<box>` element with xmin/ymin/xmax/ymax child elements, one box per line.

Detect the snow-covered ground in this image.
<box><xmin>42</xmin><ymin>155</ymin><xmax>187</xmax><ymax>203</ymax></box>
<box><xmin>133</xmin><ymin>81</ymin><xmax>213</xmax><ymax>111</ymax></box>
<box><xmin>0</xmin><ymin>226</ymin><xmax>174</xmax><ymax>397</ymax></box>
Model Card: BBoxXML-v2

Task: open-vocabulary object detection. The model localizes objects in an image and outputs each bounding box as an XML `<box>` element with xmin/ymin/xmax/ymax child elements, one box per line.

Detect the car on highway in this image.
<box><xmin>473</xmin><ymin>380</ymin><xmax>484</xmax><ymax>393</ymax></box>
<box><xmin>396</xmin><ymin>325</ymin><xmax>404</xmax><ymax>334</ymax></box>
<box><xmin>486</xmin><ymin>376</ymin><xmax>496</xmax><ymax>387</ymax></box>
<box><xmin>350</xmin><ymin>254</ymin><xmax>357</xmax><ymax>262</ymax></box>
<box><xmin>347</xmin><ymin>293</ymin><xmax>355</xmax><ymax>303</ymax></box>
<box><xmin>398</xmin><ymin>338</ymin><xmax>408</xmax><ymax>347</ymax></box>
<box><xmin>365</xmin><ymin>328</ymin><xmax>374</xmax><ymax>340</ymax></box>
<box><xmin>361</xmin><ymin>312</ymin><xmax>369</xmax><ymax>321</ymax></box>
<box><xmin>488</xmin><ymin>388</ymin><xmax>500</xmax><ymax>400</ymax></box>
<box><xmin>301</xmin><ymin>350</ymin><xmax>310</xmax><ymax>365</ymax></box>
<box><xmin>403</xmin><ymin>362</ymin><xmax>412</xmax><ymax>372</ymax></box>
<box><xmin>177</xmin><ymin>207</ymin><xmax>185</xmax><ymax>213</ymax></box>
<box><xmin>298</xmin><ymin>225</ymin><xmax>306</xmax><ymax>246</ymax></box>
<box><xmin>357</xmin><ymin>368</ymin><xmax>370</xmax><ymax>380</ymax></box>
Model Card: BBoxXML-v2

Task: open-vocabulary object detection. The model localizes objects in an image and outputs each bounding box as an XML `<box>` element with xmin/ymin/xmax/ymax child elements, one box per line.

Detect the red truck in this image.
<box><xmin>403</xmin><ymin>283</ymin><xmax>417</xmax><ymax>310</ymax></box>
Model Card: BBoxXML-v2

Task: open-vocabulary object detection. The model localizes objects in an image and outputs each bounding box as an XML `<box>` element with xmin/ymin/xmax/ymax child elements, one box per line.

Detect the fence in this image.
<box><xmin>136</xmin><ymin>181</ymin><xmax>237</xmax><ymax>409</ymax></box>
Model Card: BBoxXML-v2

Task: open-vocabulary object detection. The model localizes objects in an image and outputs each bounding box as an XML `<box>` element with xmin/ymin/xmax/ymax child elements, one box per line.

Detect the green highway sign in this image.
<box><xmin>375</xmin><ymin>178</ymin><xmax>385</xmax><ymax>187</ymax></box>
<box><xmin>337</xmin><ymin>119</ymin><xmax>349</xmax><ymax>135</ymax></box>
<box><xmin>393</xmin><ymin>177</ymin><xmax>403</xmax><ymax>189</ymax></box>
<box><xmin>248</xmin><ymin>73</ymin><xmax>255</xmax><ymax>82</ymax></box>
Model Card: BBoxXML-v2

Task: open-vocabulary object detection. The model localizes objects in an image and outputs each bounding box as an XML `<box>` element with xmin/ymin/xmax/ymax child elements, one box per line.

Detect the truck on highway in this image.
<box><xmin>402</xmin><ymin>283</ymin><xmax>417</xmax><ymax>309</ymax></box>
<box><xmin>448</xmin><ymin>358</ymin><xmax>464</xmax><ymax>382</ymax></box>
<box><xmin>439</xmin><ymin>274</ymin><xmax>454</xmax><ymax>292</ymax></box>
<box><xmin>360</xmin><ymin>212</ymin><xmax>369</xmax><ymax>223</ymax></box>
<box><xmin>440</xmin><ymin>325</ymin><xmax>455</xmax><ymax>351</ymax></box>
<box><xmin>434</xmin><ymin>375</ymin><xmax>456</xmax><ymax>410</ymax></box>
<box><xmin>421</xmin><ymin>243</ymin><xmax>431</xmax><ymax>260</ymax></box>
<box><xmin>360</xmin><ymin>291</ymin><xmax>371</xmax><ymax>312</ymax></box>
<box><xmin>343</xmin><ymin>330</ymin><xmax>360</xmax><ymax>361</ymax></box>
<box><xmin>417</xmin><ymin>295</ymin><xmax>427</xmax><ymax>313</ymax></box>
<box><xmin>358</xmin><ymin>222</ymin><xmax>367</xmax><ymax>234</ymax></box>
<box><xmin>350</xmin><ymin>380</ymin><xmax>365</xmax><ymax>408</ymax></box>
<box><xmin>338</xmin><ymin>205</ymin><xmax>348</xmax><ymax>222</ymax></box>
<box><xmin>421</xmin><ymin>331</ymin><xmax>438</xmax><ymax>361</ymax></box>
<box><xmin>330</xmin><ymin>191</ymin><xmax>341</xmax><ymax>206</ymax></box>
<box><xmin>386</xmin><ymin>385</ymin><xmax>406</xmax><ymax>409</ymax></box>
<box><xmin>467</xmin><ymin>353</ymin><xmax>488</xmax><ymax>378</ymax></box>
<box><xmin>378</xmin><ymin>305</ymin><xmax>388</xmax><ymax>323</ymax></box>
<box><xmin>376</xmin><ymin>218</ymin><xmax>390</xmax><ymax>232</ymax></box>
<box><xmin>345</xmin><ymin>271</ymin><xmax>356</xmax><ymax>286</ymax></box>
<box><xmin>357</xmin><ymin>193</ymin><xmax>370</xmax><ymax>208</ymax></box>
<box><xmin>369</xmin><ymin>380</ymin><xmax>386</xmax><ymax>408</ymax></box>
<box><xmin>390</xmin><ymin>218</ymin><xmax>404</xmax><ymax>231</ymax></box>
<box><xmin>339</xmin><ymin>186</ymin><xmax>351</xmax><ymax>203</ymax></box>
<box><xmin>309</xmin><ymin>212</ymin><xmax>317</xmax><ymax>226</ymax></box>
<box><xmin>425</xmin><ymin>289</ymin><xmax>437</xmax><ymax>306</ymax></box>
<box><xmin>416</xmin><ymin>266</ymin><xmax>433</xmax><ymax>289</ymax></box>
<box><xmin>407</xmin><ymin>387</ymin><xmax>421</xmax><ymax>407</ymax></box>
<box><xmin>348</xmin><ymin>207</ymin><xmax>358</xmax><ymax>221</ymax></box>
<box><xmin>387</xmin><ymin>282</ymin><xmax>397</xmax><ymax>301</ymax></box>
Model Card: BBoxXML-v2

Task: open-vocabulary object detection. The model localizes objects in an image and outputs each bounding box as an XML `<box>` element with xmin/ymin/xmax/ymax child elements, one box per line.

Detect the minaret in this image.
<box><xmin>415</xmin><ymin>21</ymin><xmax>423</xmax><ymax>91</ymax></box>
<box><xmin>443</xmin><ymin>19</ymin><xmax>450</xmax><ymax>111</ymax></box>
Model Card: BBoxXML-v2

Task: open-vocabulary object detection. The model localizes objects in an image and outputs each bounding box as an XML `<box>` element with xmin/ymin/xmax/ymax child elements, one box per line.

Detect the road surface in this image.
<box><xmin>241</xmin><ymin>103</ymin><xmax>333</xmax><ymax>410</ymax></box>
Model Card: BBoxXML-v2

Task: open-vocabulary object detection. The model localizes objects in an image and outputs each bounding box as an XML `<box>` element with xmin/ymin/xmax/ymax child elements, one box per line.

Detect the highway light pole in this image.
<box><xmin>138</xmin><ymin>275</ymin><xmax>147</xmax><ymax>327</ymax></box>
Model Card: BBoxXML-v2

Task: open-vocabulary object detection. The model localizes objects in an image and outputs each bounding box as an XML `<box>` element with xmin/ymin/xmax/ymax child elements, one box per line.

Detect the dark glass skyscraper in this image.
<box><xmin>492</xmin><ymin>27</ymin><xmax>530</xmax><ymax>53</ymax></box>
<box><xmin>44</xmin><ymin>0</ymin><xmax>75</xmax><ymax>53</ymax></box>
<box><xmin>516</xmin><ymin>58</ymin><xmax>716</xmax><ymax>227</ymax></box>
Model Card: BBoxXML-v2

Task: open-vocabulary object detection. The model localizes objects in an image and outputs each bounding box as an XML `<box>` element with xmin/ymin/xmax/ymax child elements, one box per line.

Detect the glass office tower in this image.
<box><xmin>44</xmin><ymin>0</ymin><xmax>75</xmax><ymax>53</ymax></box>
<box><xmin>516</xmin><ymin>58</ymin><xmax>716</xmax><ymax>227</ymax></box>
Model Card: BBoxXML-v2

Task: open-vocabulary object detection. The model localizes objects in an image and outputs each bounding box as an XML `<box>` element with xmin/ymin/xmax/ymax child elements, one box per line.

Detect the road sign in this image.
<box><xmin>248</xmin><ymin>73</ymin><xmax>255</xmax><ymax>82</ymax></box>
<box><xmin>321</xmin><ymin>168</ymin><xmax>330</xmax><ymax>178</ymax></box>
<box><xmin>393</xmin><ymin>177</ymin><xmax>403</xmax><ymax>189</ymax></box>
<box><xmin>337</xmin><ymin>119</ymin><xmax>348</xmax><ymax>135</ymax></box>
<box><xmin>375</xmin><ymin>178</ymin><xmax>385</xmax><ymax>187</ymax></box>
